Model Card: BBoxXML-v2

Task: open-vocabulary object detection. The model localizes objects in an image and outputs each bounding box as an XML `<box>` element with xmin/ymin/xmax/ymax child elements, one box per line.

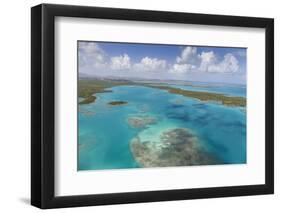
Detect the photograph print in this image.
<box><xmin>78</xmin><ymin>41</ymin><xmax>247</xmax><ymax>171</ymax></box>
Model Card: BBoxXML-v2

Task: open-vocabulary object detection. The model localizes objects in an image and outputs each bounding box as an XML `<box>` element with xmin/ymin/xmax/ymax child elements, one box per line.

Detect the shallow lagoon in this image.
<box><xmin>78</xmin><ymin>84</ymin><xmax>246</xmax><ymax>171</ymax></box>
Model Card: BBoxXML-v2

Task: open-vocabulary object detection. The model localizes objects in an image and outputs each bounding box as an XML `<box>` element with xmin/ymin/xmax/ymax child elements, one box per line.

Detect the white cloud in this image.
<box><xmin>110</xmin><ymin>54</ymin><xmax>131</xmax><ymax>70</ymax></box>
<box><xmin>171</xmin><ymin>47</ymin><xmax>240</xmax><ymax>74</ymax></box>
<box><xmin>176</xmin><ymin>46</ymin><xmax>198</xmax><ymax>64</ymax></box>
<box><xmin>79</xmin><ymin>42</ymin><xmax>241</xmax><ymax>79</ymax></box>
<box><xmin>207</xmin><ymin>53</ymin><xmax>239</xmax><ymax>73</ymax></box>
<box><xmin>169</xmin><ymin>46</ymin><xmax>199</xmax><ymax>74</ymax></box>
<box><xmin>198</xmin><ymin>51</ymin><xmax>217</xmax><ymax>71</ymax></box>
<box><xmin>78</xmin><ymin>42</ymin><xmax>107</xmax><ymax>68</ymax></box>
<box><xmin>169</xmin><ymin>63</ymin><xmax>196</xmax><ymax>74</ymax></box>
<box><xmin>134</xmin><ymin>57</ymin><xmax>167</xmax><ymax>71</ymax></box>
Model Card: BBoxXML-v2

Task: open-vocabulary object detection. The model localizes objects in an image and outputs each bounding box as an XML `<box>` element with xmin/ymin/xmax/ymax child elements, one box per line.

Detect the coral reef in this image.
<box><xmin>127</xmin><ymin>116</ymin><xmax>157</xmax><ymax>128</ymax></box>
<box><xmin>79</xmin><ymin>108</ymin><xmax>96</xmax><ymax>117</ymax></box>
<box><xmin>130</xmin><ymin>128</ymin><xmax>218</xmax><ymax>167</ymax></box>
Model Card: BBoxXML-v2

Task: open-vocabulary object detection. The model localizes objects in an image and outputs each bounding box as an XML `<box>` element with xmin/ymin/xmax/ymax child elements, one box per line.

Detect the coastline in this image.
<box><xmin>148</xmin><ymin>85</ymin><xmax>246</xmax><ymax>107</ymax></box>
<box><xmin>78</xmin><ymin>79</ymin><xmax>246</xmax><ymax>107</ymax></box>
<box><xmin>78</xmin><ymin>79</ymin><xmax>131</xmax><ymax>104</ymax></box>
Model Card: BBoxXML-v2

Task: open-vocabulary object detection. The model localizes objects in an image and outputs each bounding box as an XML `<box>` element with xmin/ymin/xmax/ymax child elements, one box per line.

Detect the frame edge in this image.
<box><xmin>265</xmin><ymin>18</ymin><xmax>274</xmax><ymax>194</ymax></box>
<box><xmin>31</xmin><ymin>4</ymin><xmax>43</xmax><ymax>208</ymax></box>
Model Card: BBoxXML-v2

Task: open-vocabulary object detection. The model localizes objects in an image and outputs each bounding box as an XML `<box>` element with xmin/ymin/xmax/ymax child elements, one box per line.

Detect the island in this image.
<box><xmin>108</xmin><ymin>101</ymin><xmax>128</xmax><ymax>106</ymax></box>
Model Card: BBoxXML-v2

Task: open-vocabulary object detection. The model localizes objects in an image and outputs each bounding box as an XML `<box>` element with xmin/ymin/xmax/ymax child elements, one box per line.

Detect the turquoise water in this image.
<box><xmin>78</xmin><ymin>84</ymin><xmax>246</xmax><ymax>171</ymax></box>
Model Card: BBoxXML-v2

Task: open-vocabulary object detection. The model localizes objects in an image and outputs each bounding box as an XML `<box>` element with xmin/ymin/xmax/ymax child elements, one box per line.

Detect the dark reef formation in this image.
<box><xmin>108</xmin><ymin>101</ymin><xmax>128</xmax><ymax>106</ymax></box>
<box><xmin>79</xmin><ymin>108</ymin><xmax>96</xmax><ymax>117</ymax></box>
<box><xmin>130</xmin><ymin>128</ymin><xmax>218</xmax><ymax>167</ymax></box>
<box><xmin>127</xmin><ymin>116</ymin><xmax>157</xmax><ymax>128</ymax></box>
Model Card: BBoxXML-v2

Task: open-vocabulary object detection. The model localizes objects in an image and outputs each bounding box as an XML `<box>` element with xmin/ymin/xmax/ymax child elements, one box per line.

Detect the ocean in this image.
<box><xmin>78</xmin><ymin>82</ymin><xmax>246</xmax><ymax>171</ymax></box>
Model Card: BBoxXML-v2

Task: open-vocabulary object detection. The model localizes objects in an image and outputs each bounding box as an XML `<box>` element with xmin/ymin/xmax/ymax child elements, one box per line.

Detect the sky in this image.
<box><xmin>78</xmin><ymin>41</ymin><xmax>247</xmax><ymax>85</ymax></box>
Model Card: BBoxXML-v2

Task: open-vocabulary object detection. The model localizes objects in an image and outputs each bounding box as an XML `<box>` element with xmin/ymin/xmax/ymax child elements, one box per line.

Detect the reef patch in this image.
<box><xmin>108</xmin><ymin>101</ymin><xmax>128</xmax><ymax>106</ymax></box>
<box><xmin>79</xmin><ymin>108</ymin><xmax>96</xmax><ymax>117</ymax></box>
<box><xmin>127</xmin><ymin>115</ymin><xmax>157</xmax><ymax>128</ymax></box>
<box><xmin>130</xmin><ymin>128</ymin><xmax>218</xmax><ymax>167</ymax></box>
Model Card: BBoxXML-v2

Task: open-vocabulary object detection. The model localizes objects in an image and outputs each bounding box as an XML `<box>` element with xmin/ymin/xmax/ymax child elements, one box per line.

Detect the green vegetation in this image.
<box><xmin>79</xmin><ymin>96</ymin><xmax>96</xmax><ymax>105</ymax></box>
<box><xmin>149</xmin><ymin>85</ymin><xmax>246</xmax><ymax>107</ymax></box>
<box><xmin>78</xmin><ymin>79</ymin><xmax>131</xmax><ymax>104</ymax></box>
<box><xmin>78</xmin><ymin>79</ymin><xmax>246</xmax><ymax>107</ymax></box>
<box><xmin>108</xmin><ymin>101</ymin><xmax>128</xmax><ymax>106</ymax></box>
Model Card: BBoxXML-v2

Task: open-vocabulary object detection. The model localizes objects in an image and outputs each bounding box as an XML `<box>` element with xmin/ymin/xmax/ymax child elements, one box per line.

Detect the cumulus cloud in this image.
<box><xmin>197</xmin><ymin>51</ymin><xmax>240</xmax><ymax>73</ymax></box>
<box><xmin>198</xmin><ymin>51</ymin><xmax>217</xmax><ymax>71</ymax></box>
<box><xmin>169</xmin><ymin>46</ymin><xmax>199</xmax><ymax>74</ymax></box>
<box><xmin>78</xmin><ymin>42</ymin><xmax>107</xmax><ymax>68</ymax></box>
<box><xmin>169</xmin><ymin>63</ymin><xmax>196</xmax><ymax>74</ymax></box>
<box><xmin>205</xmin><ymin>53</ymin><xmax>239</xmax><ymax>73</ymax></box>
<box><xmin>79</xmin><ymin>42</ymin><xmax>241</xmax><ymax>79</ymax></box>
<box><xmin>110</xmin><ymin>54</ymin><xmax>131</xmax><ymax>70</ymax></box>
<box><xmin>172</xmin><ymin>47</ymin><xmax>240</xmax><ymax>74</ymax></box>
<box><xmin>134</xmin><ymin>57</ymin><xmax>167</xmax><ymax>71</ymax></box>
<box><xmin>176</xmin><ymin>46</ymin><xmax>198</xmax><ymax>64</ymax></box>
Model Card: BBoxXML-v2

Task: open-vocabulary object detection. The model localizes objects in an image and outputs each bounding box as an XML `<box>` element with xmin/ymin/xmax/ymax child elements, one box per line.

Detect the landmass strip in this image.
<box><xmin>149</xmin><ymin>85</ymin><xmax>246</xmax><ymax>107</ymax></box>
<box><xmin>78</xmin><ymin>79</ymin><xmax>246</xmax><ymax>107</ymax></box>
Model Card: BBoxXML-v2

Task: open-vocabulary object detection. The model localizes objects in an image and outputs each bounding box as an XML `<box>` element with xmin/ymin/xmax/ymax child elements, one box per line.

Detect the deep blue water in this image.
<box><xmin>78</xmin><ymin>83</ymin><xmax>246</xmax><ymax>171</ymax></box>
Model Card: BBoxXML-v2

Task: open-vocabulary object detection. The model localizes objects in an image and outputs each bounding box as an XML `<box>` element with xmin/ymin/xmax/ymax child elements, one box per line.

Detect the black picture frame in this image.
<box><xmin>31</xmin><ymin>3</ymin><xmax>274</xmax><ymax>209</ymax></box>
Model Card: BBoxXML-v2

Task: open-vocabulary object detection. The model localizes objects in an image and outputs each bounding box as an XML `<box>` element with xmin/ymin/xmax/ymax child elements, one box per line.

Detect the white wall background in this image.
<box><xmin>0</xmin><ymin>0</ymin><xmax>279</xmax><ymax>212</ymax></box>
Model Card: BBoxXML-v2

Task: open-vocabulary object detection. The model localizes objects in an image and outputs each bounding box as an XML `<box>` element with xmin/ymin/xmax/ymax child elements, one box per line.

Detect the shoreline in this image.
<box><xmin>147</xmin><ymin>85</ymin><xmax>246</xmax><ymax>107</ymax></box>
<box><xmin>78</xmin><ymin>79</ymin><xmax>246</xmax><ymax>107</ymax></box>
